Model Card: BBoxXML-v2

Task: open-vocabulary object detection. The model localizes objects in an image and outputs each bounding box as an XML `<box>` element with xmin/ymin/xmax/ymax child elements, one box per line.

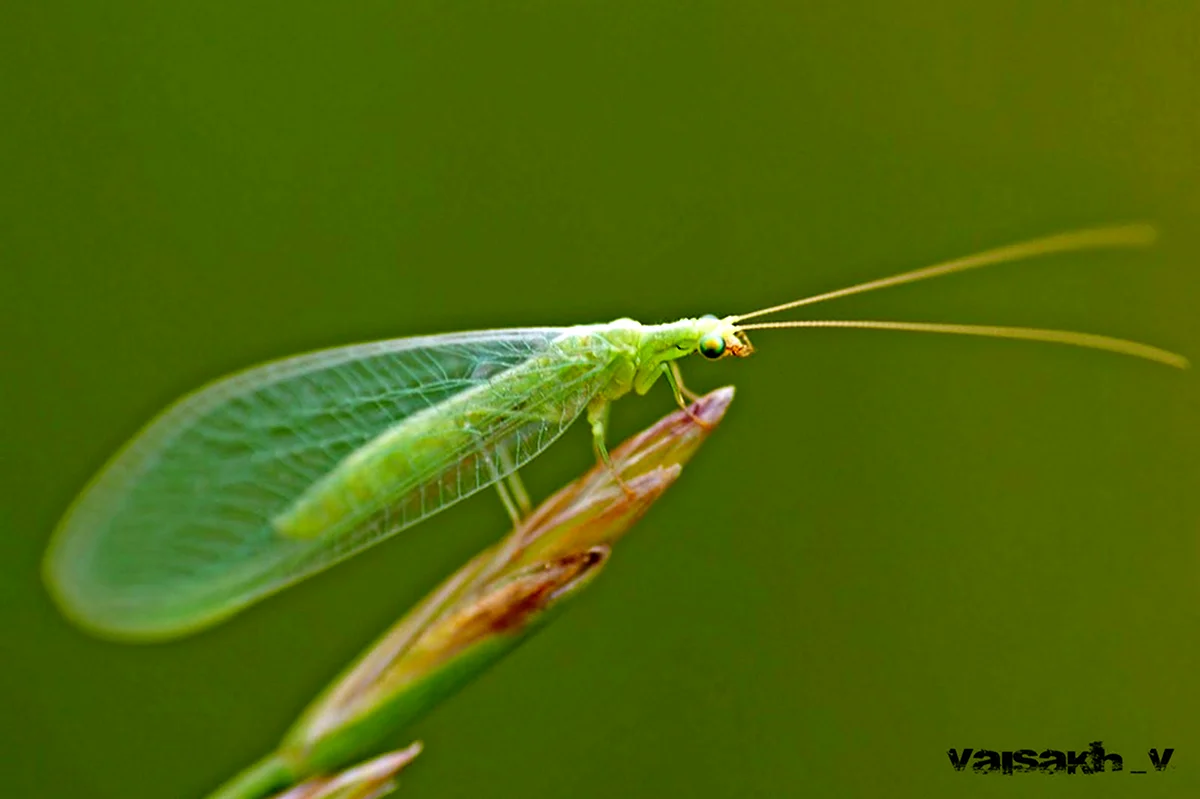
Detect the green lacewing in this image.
<box><xmin>44</xmin><ymin>224</ymin><xmax>1187</xmax><ymax>640</ymax></box>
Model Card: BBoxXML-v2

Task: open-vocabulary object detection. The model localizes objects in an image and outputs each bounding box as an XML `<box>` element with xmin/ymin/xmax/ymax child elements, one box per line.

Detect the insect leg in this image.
<box><xmin>492</xmin><ymin>477</ymin><xmax>524</xmax><ymax>528</ymax></box>
<box><xmin>664</xmin><ymin>363</ymin><xmax>714</xmax><ymax>430</ymax></box>
<box><xmin>464</xmin><ymin>423</ymin><xmax>524</xmax><ymax>527</ymax></box>
<box><xmin>669</xmin><ymin>361</ymin><xmax>703</xmax><ymax>403</ymax></box>
<box><xmin>587</xmin><ymin>397</ymin><xmax>614</xmax><ymax>468</ymax></box>
<box><xmin>587</xmin><ymin>397</ymin><xmax>635</xmax><ymax>496</ymax></box>
<box><xmin>495</xmin><ymin>442</ymin><xmax>533</xmax><ymax>518</ymax></box>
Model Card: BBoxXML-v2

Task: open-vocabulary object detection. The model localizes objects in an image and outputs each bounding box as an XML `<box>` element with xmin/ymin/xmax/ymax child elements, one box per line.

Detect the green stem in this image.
<box><xmin>203</xmin><ymin>752</ymin><xmax>295</xmax><ymax>799</ymax></box>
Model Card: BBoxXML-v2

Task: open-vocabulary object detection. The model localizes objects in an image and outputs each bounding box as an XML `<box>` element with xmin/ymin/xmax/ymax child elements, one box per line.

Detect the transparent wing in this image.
<box><xmin>44</xmin><ymin>327</ymin><xmax>616</xmax><ymax>639</ymax></box>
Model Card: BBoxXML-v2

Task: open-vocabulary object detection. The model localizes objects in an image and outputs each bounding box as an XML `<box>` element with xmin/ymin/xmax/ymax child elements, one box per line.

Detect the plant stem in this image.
<box><xmin>204</xmin><ymin>752</ymin><xmax>294</xmax><ymax>799</ymax></box>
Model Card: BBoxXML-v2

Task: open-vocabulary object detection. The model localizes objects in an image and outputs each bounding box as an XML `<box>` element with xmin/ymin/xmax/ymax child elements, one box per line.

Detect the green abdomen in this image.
<box><xmin>272</xmin><ymin>345</ymin><xmax>614</xmax><ymax>541</ymax></box>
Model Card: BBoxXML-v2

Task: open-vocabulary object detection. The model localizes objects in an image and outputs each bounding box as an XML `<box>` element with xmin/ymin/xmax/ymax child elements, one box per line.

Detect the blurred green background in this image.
<box><xmin>3</xmin><ymin>2</ymin><xmax>1199</xmax><ymax>796</ymax></box>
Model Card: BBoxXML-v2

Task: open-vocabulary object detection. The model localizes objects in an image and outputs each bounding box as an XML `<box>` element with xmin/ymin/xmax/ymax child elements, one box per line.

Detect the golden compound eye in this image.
<box><xmin>698</xmin><ymin>333</ymin><xmax>726</xmax><ymax>359</ymax></box>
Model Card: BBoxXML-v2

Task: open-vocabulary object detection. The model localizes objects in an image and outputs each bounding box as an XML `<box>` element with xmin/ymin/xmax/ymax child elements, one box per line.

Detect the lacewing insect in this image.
<box><xmin>43</xmin><ymin>224</ymin><xmax>1187</xmax><ymax>640</ymax></box>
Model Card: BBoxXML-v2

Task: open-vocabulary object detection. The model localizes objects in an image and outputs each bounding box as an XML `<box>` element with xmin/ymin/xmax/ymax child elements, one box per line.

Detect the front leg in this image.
<box><xmin>669</xmin><ymin>361</ymin><xmax>703</xmax><ymax>403</ymax></box>
<box><xmin>663</xmin><ymin>363</ymin><xmax>714</xmax><ymax>430</ymax></box>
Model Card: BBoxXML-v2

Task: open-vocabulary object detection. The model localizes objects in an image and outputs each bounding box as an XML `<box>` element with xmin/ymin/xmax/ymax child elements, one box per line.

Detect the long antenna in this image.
<box><xmin>736</xmin><ymin>319</ymin><xmax>1189</xmax><ymax>369</ymax></box>
<box><xmin>732</xmin><ymin>224</ymin><xmax>1158</xmax><ymax>323</ymax></box>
